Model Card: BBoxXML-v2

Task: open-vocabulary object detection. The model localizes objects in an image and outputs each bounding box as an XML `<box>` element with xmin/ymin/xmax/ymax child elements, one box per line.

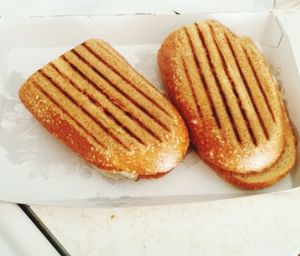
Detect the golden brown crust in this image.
<box><xmin>217</xmin><ymin>112</ymin><xmax>295</xmax><ymax>189</ymax></box>
<box><xmin>214</xmin><ymin>94</ymin><xmax>297</xmax><ymax>189</ymax></box>
<box><xmin>19</xmin><ymin>82</ymin><xmax>113</xmax><ymax>170</ymax></box>
<box><xmin>19</xmin><ymin>39</ymin><xmax>189</xmax><ymax>179</ymax></box>
<box><xmin>158</xmin><ymin>20</ymin><xmax>284</xmax><ymax>174</ymax></box>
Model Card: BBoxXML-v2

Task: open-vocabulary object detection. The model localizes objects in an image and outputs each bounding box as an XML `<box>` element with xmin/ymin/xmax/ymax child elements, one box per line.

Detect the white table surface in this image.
<box><xmin>32</xmin><ymin>190</ymin><xmax>300</xmax><ymax>256</ymax></box>
<box><xmin>1</xmin><ymin>1</ymin><xmax>300</xmax><ymax>255</ymax></box>
<box><xmin>0</xmin><ymin>203</ymin><xmax>58</xmax><ymax>256</ymax></box>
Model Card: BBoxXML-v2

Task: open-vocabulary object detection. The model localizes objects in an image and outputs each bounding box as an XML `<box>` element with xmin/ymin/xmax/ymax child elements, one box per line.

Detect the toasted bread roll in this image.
<box><xmin>158</xmin><ymin>20</ymin><xmax>284</xmax><ymax>174</ymax></box>
<box><xmin>215</xmin><ymin>103</ymin><xmax>296</xmax><ymax>189</ymax></box>
<box><xmin>19</xmin><ymin>39</ymin><xmax>189</xmax><ymax>180</ymax></box>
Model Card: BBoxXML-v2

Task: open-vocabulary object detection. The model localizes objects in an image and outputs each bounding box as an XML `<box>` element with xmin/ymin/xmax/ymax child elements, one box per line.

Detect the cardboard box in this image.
<box><xmin>0</xmin><ymin>9</ymin><xmax>299</xmax><ymax>206</ymax></box>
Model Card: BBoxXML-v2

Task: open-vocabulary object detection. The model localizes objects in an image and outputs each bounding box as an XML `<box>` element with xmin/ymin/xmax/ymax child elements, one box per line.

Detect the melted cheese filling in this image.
<box><xmin>94</xmin><ymin>167</ymin><xmax>138</xmax><ymax>181</ymax></box>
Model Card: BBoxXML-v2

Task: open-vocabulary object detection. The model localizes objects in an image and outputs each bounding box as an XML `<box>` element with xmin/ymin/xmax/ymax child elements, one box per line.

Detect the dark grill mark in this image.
<box><xmin>69</xmin><ymin>49</ymin><xmax>170</xmax><ymax>134</ymax></box>
<box><xmin>182</xmin><ymin>56</ymin><xmax>202</xmax><ymax>119</ymax></box>
<box><xmin>102</xmin><ymin>109</ymin><xmax>146</xmax><ymax>145</ymax></box>
<box><xmin>83</xmin><ymin>42</ymin><xmax>172</xmax><ymax>118</ymax></box>
<box><xmin>209</xmin><ymin>25</ymin><xmax>257</xmax><ymax>145</ymax></box>
<box><xmin>243</xmin><ymin>46</ymin><xmax>275</xmax><ymax>123</ymax></box>
<box><xmin>32</xmin><ymin>81</ymin><xmax>106</xmax><ymax>149</ymax></box>
<box><xmin>119</xmin><ymin>110</ymin><xmax>162</xmax><ymax>142</ymax></box>
<box><xmin>184</xmin><ymin>27</ymin><xmax>221</xmax><ymax>128</ymax></box>
<box><xmin>49</xmin><ymin>63</ymin><xmax>151</xmax><ymax>145</ymax></box>
<box><xmin>196</xmin><ymin>23</ymin><xmax>241</xmax><ymax>143</ymax></box>
<box><xmin>38</xmin><ymin>70</ymin><xmax>130</xmax><ymax>150</ymax></box>
<box><xmin>61</xmin><ymin>56</ymin><xmax>164</xmax><ymax>142</ymax></box>
<box><xmin>225</xmin><ymin>34</ymin><xmax>269</xmax><ymax>140</ymax></box>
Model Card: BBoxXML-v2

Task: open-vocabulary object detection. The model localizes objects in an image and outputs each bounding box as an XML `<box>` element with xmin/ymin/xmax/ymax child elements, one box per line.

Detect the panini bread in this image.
<box><xmin>158</xmin><ymin>20</ymin><xmax>296</xmax><ymax>188</ymax></box>
<box><xmin>214</xmin><ymin>103</ymin><xmax>296</xmax><ymax>189</ymax></box>
<box><xmin>19</xmin><ymin>39</ymin><xmax>189</xmax><ymax>180</ymax></box>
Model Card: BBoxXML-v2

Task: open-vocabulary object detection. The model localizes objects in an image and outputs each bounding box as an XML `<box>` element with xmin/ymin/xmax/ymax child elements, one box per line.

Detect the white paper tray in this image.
<box><xmin>0</xmin><ymin>11</ymin><xmax>300</xmax><ymax>206</ymax></box>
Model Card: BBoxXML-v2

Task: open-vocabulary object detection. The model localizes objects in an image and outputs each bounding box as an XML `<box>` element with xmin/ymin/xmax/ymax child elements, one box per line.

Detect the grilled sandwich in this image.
<box><xmin>158</xmin><ymin>20</ymin><xmax>295</xmax><ymax>181</ymax></box>
<box><xmin>19</xmin><ymin>39</ymin><xmax>189</xmax><ymax>180</ymax></box>
<box><xmin>214</xmin><ymin>102</ymin><xmax>296</xmax><ymax>189</ymax></box>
